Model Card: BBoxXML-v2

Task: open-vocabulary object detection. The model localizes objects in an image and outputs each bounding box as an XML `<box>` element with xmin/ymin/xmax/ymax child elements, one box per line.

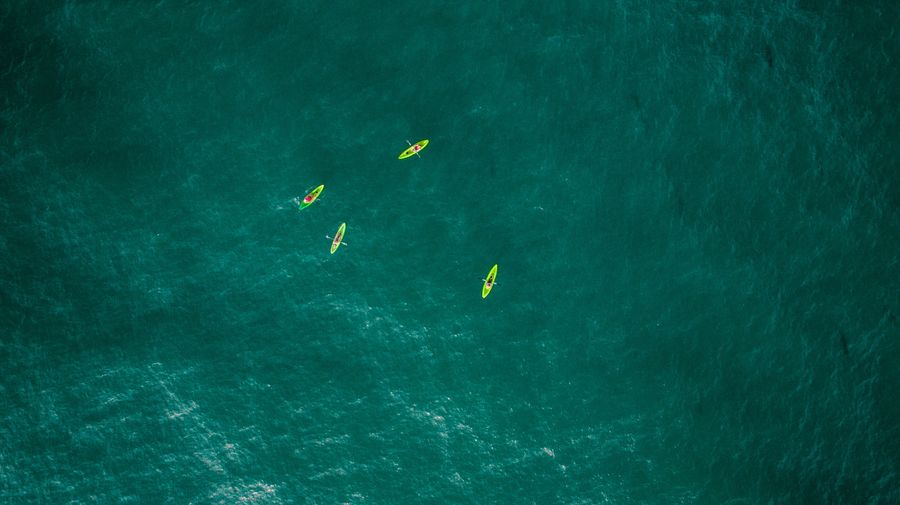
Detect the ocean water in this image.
<box><xmin>1</xmin><ymin>0</ymin><xmax>898</xmax><ymax>503</ymax></box>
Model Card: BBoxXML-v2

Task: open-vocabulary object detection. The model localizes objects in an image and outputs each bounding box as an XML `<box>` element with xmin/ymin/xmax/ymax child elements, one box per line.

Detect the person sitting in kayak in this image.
<box><xmin>304</xmin><ymin>194</ymin><xmax>314</xmax><ymax>203</ymax></box>
<box><xmin>412</xmin><ymin>144</ymin><xmax>421</xmax><ymax>152</ymax></box>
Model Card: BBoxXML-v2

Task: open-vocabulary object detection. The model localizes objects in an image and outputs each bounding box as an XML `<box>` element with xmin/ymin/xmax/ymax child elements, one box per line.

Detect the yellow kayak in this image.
<box><xmin>330</xmin><ymin>223</ymin><xmax>346</xmax><ymax>254</ymax></box>
<box><xmin>482</xmin><ymin>264</ymin><xmax>498</xmax><ymax>299</ymax></box>
<box><xmin>298</xmin><ymin>184</ymin><xmax>324</xmax><ymax>210</ymax></box>
<box><xmin>398</xmin><ymin>139</ymin><xmax>429</xmax><ymax>159</ymax></box>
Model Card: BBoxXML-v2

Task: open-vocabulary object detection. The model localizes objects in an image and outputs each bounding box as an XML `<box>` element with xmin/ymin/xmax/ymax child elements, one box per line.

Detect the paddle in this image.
<box><xmin>325</xmin><ymin>235</ymin><xmax>348</xmax><ymax>246</ymax></box>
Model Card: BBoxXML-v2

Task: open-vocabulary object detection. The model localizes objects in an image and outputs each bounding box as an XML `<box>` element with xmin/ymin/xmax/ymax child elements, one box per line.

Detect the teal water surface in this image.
<box><xmin>2</xmin><ymin>1</ymin><xmax>899</xmax><ymax>503</ymax></box>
